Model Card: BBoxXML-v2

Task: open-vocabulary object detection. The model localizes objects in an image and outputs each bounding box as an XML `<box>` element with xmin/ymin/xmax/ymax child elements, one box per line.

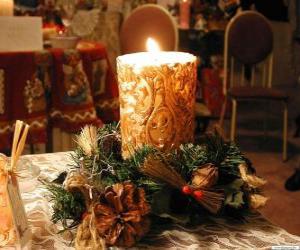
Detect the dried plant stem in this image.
<box><xmin>142</xmin><ymin>155</ymin><xmax>224</xmax><ymax>214</ymax></box>
<box><xmin>200</xmin><ymin>190</ymin><xmax>224</xmax><ymax>213</ymax></box>
<box><xmin>142</xmin><ymin>156</ymin><xmax>185</xmax><ymax>188</ymax></box>
<box><xmin>10</xmin><ymin>120</ymin><xmax>29</xmax><ymax>172</ymax></box>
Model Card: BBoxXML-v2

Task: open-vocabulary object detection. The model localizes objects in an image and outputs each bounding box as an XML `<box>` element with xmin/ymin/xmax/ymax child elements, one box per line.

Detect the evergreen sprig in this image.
<box><xmin>167</xmin><ymin>134</ymin><xmax>247</xmax><ymax>183</ymax></box>
<box><xmin>46</xmin><ymin>183</ymin><xmax>86</xmax><ymax>230</ymax></box>
<box><xmin>46</xmin><ymin>124</ymin><xmax>254</xmax><ymax>228</ymax></box>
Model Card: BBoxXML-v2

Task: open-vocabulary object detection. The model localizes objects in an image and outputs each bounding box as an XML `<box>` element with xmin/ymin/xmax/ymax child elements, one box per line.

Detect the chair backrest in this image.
<box><xmin>223</xmin><ymin>11</ymin><xmax>274</xmax><ymax>94</ymax></box>
<box><xmin>120</xmin><ymin>4</ymin><xmax>178</xmax><ymax>54</ymax></box>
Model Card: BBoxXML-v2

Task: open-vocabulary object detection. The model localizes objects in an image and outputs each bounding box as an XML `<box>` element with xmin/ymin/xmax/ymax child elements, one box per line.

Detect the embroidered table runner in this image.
<box><xmin>0</xmin><ymin>42</ymin><xmax>119</xmax><ymax>151</ymax></box>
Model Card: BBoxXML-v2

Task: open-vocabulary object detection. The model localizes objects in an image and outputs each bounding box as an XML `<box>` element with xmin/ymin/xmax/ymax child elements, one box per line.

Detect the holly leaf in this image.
<box><xmin>224</xmin><ymin>179</ymin><xmax>245</xmax><ymax>208</ymax></box>
<box><xmin>227</xmin><ymin>179</ymin><xmax>244</xmax><ymax>190</ymax></box>
<box><xmin>225</xmin><ymin>191</ymin><xmax>244</xmax><ymax>208</ymax></box>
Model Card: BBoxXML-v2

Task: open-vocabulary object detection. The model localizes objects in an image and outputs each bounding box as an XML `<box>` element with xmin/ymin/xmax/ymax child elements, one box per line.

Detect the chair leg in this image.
<box><xmin>214</xmin><ymin>97</ymin><xmax>228</xmax><ymax>140</ymax></box>
<box><xmin>283</xmin><ymin>102</ymin><xmax>288</xmax><ymax>161</ymax></box>
<box><xmin>263</xmin><ymin>101</ymin><xmax>270</xmax><ymax>142</ymax></box>
<box><xmin>230</xmin><ymin>99</ymin><xmax>237</xmax><ymax>142</ymax></box>
<box><xmin>219</xmin><ymin>96</ymin><xmax>227</xmax><ymax>128</ymax></box>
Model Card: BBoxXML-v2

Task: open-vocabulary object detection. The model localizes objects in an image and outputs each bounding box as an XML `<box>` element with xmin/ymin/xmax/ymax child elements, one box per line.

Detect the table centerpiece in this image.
<box><xmin>46</xmin><ymin>39</ymin><xmax>268</xmax><ymax>249</ymax></box>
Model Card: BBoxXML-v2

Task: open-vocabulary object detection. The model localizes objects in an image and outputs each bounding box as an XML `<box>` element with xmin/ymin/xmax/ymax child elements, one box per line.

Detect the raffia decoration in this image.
<box><xmin>75</xmin><ymin>213</ymin><xmax>106</xmax><ymax>250</ymax></box>
<box><xmin>191</xmin><ymin>163</ymin><xmax>218</xmax><ymax>188</ymax></box>
<box><xmin>76</xmin><ymin>125</ymin><xmax>98</xmax><ymax>157</ymax></box>
<box><xmin>64</xmin><ymin>171</ymin><xmax>88</xmax><ymax>191</ymax></box>
<box><xmin>142</xmin><ymin>155</ymin><xmax>224</xmax><ymax>214</ymax></box>
<box><xmin>239</xmin><ymin>164</ymin><xmax>267</xmax><ymax>188</ymax></box>
<box><xmin>64</xmin><ymin>171</ymin><xmax>92</xmax><ymax>206</ymax></box>
<box><xmin>93</xmin><ymin>181</ymin><xmax>151</xmax><ymax>247</ymax></box>
<box><xmin>249</xmin><ymin>194</ymin><xmax>269</xmax><ymax>209</ymax></box>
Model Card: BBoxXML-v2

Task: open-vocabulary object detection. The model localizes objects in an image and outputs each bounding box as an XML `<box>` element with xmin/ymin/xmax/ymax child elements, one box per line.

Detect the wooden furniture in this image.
<box><xmin>120</xmin><ymin>4</ymin><xmax>178</xmax><ymax>54</ymax></box>
<box><xmin>219</xmin><ymin>11</ymin><xmax>289</xmax><ymax>160</ymax></box>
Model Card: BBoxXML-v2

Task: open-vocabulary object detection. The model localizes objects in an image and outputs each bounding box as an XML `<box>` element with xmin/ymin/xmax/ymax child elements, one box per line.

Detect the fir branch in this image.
<box><xmin>68</xmin><ymin>126</ymin><xmax>254</xmax><ymax>218</ymax></box>
<box><xmin>168</xmin><ymin>133</ymin><xmax>247</xmax><ymax>184</ymax></box>
<box><xmin>46</xmin><ymin>183</ymin><xmax>86</xmax><ymax>230</ymax></box>
<box><xmin>127</xmin><ymin>145</ymin><xmax>157</xmax><ymax>168</ymax></box>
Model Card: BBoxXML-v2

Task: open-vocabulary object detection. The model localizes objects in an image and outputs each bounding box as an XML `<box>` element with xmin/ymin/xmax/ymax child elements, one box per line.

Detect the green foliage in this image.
<box><xmin>71</xmin><ymin>124</ymin><xmax>162</xmax><ymax>196</ymax></box>
<box><xmin>46</xmin><ymin>183</ymin><xmax>86</xmax><ymax>230</ymax></box>
<box><xmin>168</xmin><ymin>134</ymin><xmax>246</xmax><ymax>185</ymax></box>
<box><xmin>47</xmin><ymin>124</ymin><xmax>257</xmax><ymax>228</ymax></box>
<box><xmin>224</xmin><ymin>179</ymin><xmax>245</xmax><ymax>209</ymax></box>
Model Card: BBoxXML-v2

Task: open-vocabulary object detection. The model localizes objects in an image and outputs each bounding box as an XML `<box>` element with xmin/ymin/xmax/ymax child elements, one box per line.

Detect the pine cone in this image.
<box><xmin>93</xmin><ymin>181</ymin><xmax>151</xmax><ymax>247</ymax></box>
<box><xmin>191</xmin><ymin>163</ymin><xmax>218</xmax><ymax>188</ymax></box>
<box><xmin>101</xmin><ymin>133</ymin><xmax>122</xmax><ymax>160</ymax></box>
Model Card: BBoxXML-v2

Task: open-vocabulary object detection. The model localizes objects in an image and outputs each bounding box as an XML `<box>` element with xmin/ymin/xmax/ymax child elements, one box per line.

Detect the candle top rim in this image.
<box><xmin>117</xmin><ymin>51</ymin><xmax>196</xmax><ymax>67</ymax></box>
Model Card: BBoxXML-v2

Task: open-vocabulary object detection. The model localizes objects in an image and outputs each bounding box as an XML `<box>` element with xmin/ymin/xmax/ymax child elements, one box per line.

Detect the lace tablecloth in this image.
<box><xmin>16</xmin><ymin>152</ymin><xmax>300</xmax><ymax>250</ymax></box>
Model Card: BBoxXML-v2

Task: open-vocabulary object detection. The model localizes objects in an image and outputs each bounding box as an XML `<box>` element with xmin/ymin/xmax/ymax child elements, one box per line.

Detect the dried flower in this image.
<box><xmin>63</xmin><ymin>171</ymin><xmax>92</xmax><ymax>206</ymax></box>
<box><xmin>191</xmin><ymin>163</ymin><xmax>218</xmax><ymax>188</ymax></box>
<box><xmin>142</xmin><ymin>156</ymin><xmax>223</xmax><ymax>214</ymax></box>
<box><xmin>64</xmin><ymin>171</ymin><xmax>88</xmax><ymax>191</ymax></box>
<box><xmin>239</xmin><ymin>164</ymin><xmax>267</xmax><ymax>188</ymax></box>
<box><xmin>249</xmin><ymin>194</ymin><xmax>269</xmax><ymax>209</ymax></box>
<box><xmin>76</xmin><ymin>125</ymin><xmax>98</xmax><ymax>157</ymax></box>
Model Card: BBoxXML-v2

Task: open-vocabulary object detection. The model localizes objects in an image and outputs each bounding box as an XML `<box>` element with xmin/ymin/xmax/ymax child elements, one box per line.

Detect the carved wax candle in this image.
<box><xmin>117</xmin><ymin>38</ymin><xmax>197</xmax><ymax>158</ymax></box>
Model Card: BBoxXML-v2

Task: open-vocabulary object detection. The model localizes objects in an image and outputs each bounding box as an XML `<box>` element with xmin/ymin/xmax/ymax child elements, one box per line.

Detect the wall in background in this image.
<box><xmin>272</xmin><ymin>21</ymin><xmax>299</xmax><ymax>86</ymax></box>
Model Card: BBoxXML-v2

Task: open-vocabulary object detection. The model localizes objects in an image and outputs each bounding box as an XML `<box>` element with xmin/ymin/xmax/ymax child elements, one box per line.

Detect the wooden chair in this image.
<box><xmin>120</xmin><ymin>4</ymin><xmax>178</xmax><ymax>54</ymax></box>
<box><xmin>219</xmin><ymin>11</ymin><xmax>289</xmax><ymax>161</ymax></box>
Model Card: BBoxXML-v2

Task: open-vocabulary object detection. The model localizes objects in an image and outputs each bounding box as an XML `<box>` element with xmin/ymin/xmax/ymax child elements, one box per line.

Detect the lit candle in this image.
<box><xmin>180</xmin><ymin>0</ymin><xmax>190</xmax><ymax>29</ymax></box>
<box><xmin>117</xmin><ymin>38</ymin><xmax>197</xmax><ymax>158</ymax></box>
<box><xmin>0</xmin><ymin>0</ymin><xmax>14</xmax><ymax>16</ymax></box>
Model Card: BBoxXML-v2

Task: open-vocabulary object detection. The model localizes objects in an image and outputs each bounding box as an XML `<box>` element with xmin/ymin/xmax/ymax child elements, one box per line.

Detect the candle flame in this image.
<box><xmin>146</xmin><ymin>38</ymin><xmax>160</xmax><ymax>52</ymax></box>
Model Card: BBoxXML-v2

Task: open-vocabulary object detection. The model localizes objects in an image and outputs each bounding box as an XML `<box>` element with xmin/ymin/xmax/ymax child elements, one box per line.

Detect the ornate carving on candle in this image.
<box><xmin>117</xmin><ymin>55</ymin><xmax>197</xmax><ymax>158</ymax></box>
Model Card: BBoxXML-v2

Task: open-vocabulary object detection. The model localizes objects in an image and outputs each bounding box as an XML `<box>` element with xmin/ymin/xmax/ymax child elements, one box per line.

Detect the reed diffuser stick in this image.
<box><xmin>9</xmin><ymin>121</ymin><xmax>29</xmax><ymax>172</ymax></box>
<box><xmin>13</xmin><ymin>124</ymin><xmax>29</xmax><ymax>172</ymax></box>
<box><xmin>10</xmin><ymin>120</ymin><xmax>23</xmax><ymax>170</ymax></box>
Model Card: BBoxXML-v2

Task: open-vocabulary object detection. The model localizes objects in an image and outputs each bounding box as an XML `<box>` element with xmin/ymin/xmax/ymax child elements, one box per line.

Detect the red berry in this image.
<box><xmin>193</xmin><ymin>190</ymin><xmax>203</xmax><ymax>201</ymax></box>
<box><xmin>182</xmin><ymin>185</ymin><xmax>192</xmax><ymax>195</ymax></box>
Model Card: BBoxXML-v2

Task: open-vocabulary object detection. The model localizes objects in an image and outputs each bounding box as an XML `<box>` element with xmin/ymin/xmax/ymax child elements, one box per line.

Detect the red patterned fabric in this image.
<box><xmin>0</xmin><ymin>52</ymin><xmax>47</xmax><ymax>148</ymax></box>
<box><xmin>0</xmin><ymin>42</ymin><xmax>119</xmax><ymax>150</ymax></box>
<box><xmin>50</xmin><ymin>49</ymin><xmax>101</xmax><ymax>132</ymax></box>
<box><xmin>202</xmin><ymin>68</ymin><xmax>227</xmax><ymax>117</ymax></box>
<box><xmin>79</xmin><ymin>43</ymin><xmax>119</xmax><ymax>123</ymax></box>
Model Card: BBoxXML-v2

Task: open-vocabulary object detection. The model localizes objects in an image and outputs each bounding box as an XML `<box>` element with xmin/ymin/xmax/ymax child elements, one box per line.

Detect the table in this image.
<box><xmin>17</xmin><ymin>152</ymin><xmax>300</xmax><ymax>249</ymax></box>
<box><xmin>0</xmin><ymin>42</ymin><xmax>119</xmax><ymax>152</ymax></box>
